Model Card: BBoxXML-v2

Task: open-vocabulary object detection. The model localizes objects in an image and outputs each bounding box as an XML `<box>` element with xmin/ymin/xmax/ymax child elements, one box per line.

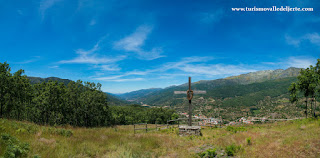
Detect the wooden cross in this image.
<box><xmin>174</xmin><ymin>77</ymin><xmax>206</xmax><ymax>126</ymax></box>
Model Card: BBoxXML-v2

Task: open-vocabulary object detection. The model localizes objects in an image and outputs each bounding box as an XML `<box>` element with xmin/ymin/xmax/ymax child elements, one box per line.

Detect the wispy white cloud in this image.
<box><xmin>93</xmin><ymin>56</ymin><xmax>257</xmax><ymax>82</ymax></box>
<box><xmin>199</xmin><ymin>9</ymin><xmax>224</xmax><ymax>24</ymax></box>
<box><xmin>17</xmin><ymin>10</ymin><xmax>23</xmax><ymax>15</ymax></box>
<box><xmin>285</xmin><ymin>33</ymin><xmax>320</xmax><ymax>47</ymax></box>
<box><xmin>110</xmin><ymin>78</ymin><xmax>144</xmax><ymax>82</ymax></box>
<box><xmin>286</xmin><ymin>56</ymin><xmax>315</xmax><ymax>68</ymax></box>
<box><xmin>94</xmin><ymin>55</ymin><xmax>316</xmax><ymax>83</ymax></box>
<box><xmin>114</xmin><ymin>25</ymin><xmax>165</xmax><ymax>60</ymax></box>
<box><xmin>60</xmin><ymin>41</ymin><xmax>125</xmax><ymax>65</ymax></box>
<box><xmin>178</xmin><ymin>64</ymin><xmax>256</xmax><ymax>76</ymax></box>
<box><xmin>49</xmin><ymin>65</ymin><xmax>59</xmax><ymax>69</ymax></box>
<box><xmin>39</xmin><ymin>0</ymin><xmax>62</xmax><ymax>19</ymax></box>
<box><xmin>89</xmin><ymin>19</ymin><xmax>96</xmax><ymax>26</ymax></box>
<box><xmin>59</xmin><ymin>40</ymin><xmax>126</xmax><ymax>71</ymax></box>
<box><xmin>94</xmin><ymin>75</ymin><xmax>144</xmax><ymax>82</ymax></box>
<box><xmin>305</xmin><ymin>33</ymin><xmax>320</xmax><ymax>46</ymax></box>
<box><xmin>285</xmin><ymin>35</ymin><xmax>301</xmax><ymax>47</ymax></box>
<box><xmin>263</xmin><ymin>56</ymin><xmax>316</xmax><ymax>69</ymax></box>
<box><xmin>99</xmin><ymin>65</ymin><xmax>121</xmax><ymax>71</ymax></box>
<box><xmin>14</xmin><ymin>56</ymin><xmax>41</xmax><ymax>64</ymax></box>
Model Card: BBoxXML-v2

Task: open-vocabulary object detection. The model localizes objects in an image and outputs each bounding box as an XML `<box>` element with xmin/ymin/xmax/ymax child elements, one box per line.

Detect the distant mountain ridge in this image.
<box><xmin>223</xmin><ymin>67</ymin><xmax>301</xmax><ymax>84</ymax></box>
<box><xmin>105</xmin><ymin>92</ymin><xmax>130</xmax><ymax>106</ymax></box>
<box><xmin>116</xmin><ymin>67</ymin><xmax>302</xmax><ymax>103</ymax></box>
<box><xmin>115</xmin><ymin>88</ymin><xmax>162</xmax><ymax>101</ymax></box>
<box><xmin>27</xmin><ymin>67</ymin><xmax>302</xmax><ymax>108</ymax></box>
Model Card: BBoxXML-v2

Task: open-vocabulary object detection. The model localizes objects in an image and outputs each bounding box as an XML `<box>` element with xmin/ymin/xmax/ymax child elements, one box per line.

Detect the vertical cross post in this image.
<box><xmin>188</xmin><ymin>77</ymin><xmax>192</xmax><ymax>126</ymax></box>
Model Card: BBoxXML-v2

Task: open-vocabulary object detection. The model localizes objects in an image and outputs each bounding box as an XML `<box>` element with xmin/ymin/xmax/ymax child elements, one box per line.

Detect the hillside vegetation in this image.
<box><xmin>0</xmin><ymin>62</ymin><xmax>176</xmax><ymax>128</ymax></box>
<box><xmin>0</xmin><ymin>118</ymin><xmax>319</xmax><ymax>157</ymax></box>
<box><xmin>117</xmin><ymin>76</ymin><xmax>306</xmax><ymax>121</ymax></box>
<box><xmin>27</xmin><ymin>77</ymin><xmax>128</xmax><ymax>106</ymax></box>
<box><xmin>116</xmin><ymin>67</ymin><xmax>302</xmax><ymax>103</ymax></box>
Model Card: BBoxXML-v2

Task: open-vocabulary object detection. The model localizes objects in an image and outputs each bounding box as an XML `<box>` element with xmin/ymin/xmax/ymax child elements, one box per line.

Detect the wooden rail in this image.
<box><xmin>133</xmin><ymin>123</ymin><xmax>148</xmax><ymax>134</ymax></box>
<box><xmin>133</xmin><ymin>118</ymin><xmax>224</xmax><ymax>134</ymax></box>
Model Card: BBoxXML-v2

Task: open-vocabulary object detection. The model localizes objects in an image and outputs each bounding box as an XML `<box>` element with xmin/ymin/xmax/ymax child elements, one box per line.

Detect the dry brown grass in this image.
<box><xmin>0</xmin><ymin>118</ymin><xmax>320</xmax><ymax>157</ymax></box>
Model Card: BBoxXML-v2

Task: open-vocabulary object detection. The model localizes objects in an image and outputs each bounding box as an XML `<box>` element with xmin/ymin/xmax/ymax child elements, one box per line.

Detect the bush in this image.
<box><xmin>246</xmin><ymin>137</ymin><xmax>252</xmax><ymax>145</ymax></box>
<box><xmin>1</xmin><ymin>133</ymin><xmax>30</xmax><ymax>158</ymax></box>
<box><xmin>45</xmin><ymin>128</ymin><xmax>73</xmax><ymax>137</ymax></box>
<box><xmin>57</xmin><ymin>129</ymin><xmax>73</xmax><ymax>137</ymax></box>
<box><xmin>225</xmin><ymin>144</ymin><xmax>242</xmax><ymax>156</ymax></box>
<box><xmin>226</xmin><ymin>126</ymin><xmax>247</xmax><ymax>133</ymax></box>
<box><xmin>199</xmin><ymin>148</ymin><xmax>217</xmax><ymax>158</ymax></box>
<box><xmin>0</xmin><ymin>125</ymin><xmax>5</xmax><ymax>132</ymax></box>
<box><xmin>16</xmin><ymin>128</ymin><xmax>27</xmax><ymax>134</ymax></box>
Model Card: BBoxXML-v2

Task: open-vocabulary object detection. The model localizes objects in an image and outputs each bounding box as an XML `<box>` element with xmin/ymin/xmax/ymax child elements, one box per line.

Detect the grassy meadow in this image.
<box><xmin>0</xmin><ymin>118</ymin><xmax>320</xmax><ymax>158</ymax></box>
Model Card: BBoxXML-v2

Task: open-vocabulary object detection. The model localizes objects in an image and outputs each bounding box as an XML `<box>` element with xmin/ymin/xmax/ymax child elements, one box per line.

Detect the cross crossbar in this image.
<box><xmin>174</xmin><ymin>90</ymin><xmax>206</xmax><ymax>94</ymax></box>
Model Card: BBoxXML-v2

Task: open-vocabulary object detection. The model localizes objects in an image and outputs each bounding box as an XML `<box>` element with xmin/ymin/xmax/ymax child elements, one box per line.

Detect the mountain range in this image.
<box><xmin>27</xmin><ymin>67</ymin><xmax>305</xmax><ymax>120</ymax></box>
<box><xmin>114</xmin><ymin>67</ymin><xmax>301</xmax><ymax>104</ymax></box>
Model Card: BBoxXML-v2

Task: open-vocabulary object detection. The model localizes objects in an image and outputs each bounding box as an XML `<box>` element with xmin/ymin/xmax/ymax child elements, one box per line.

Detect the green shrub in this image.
<box><xmin>25</xmin><ymin>125</ymin><xmax>39</xmax><ymax>134</ymax></box>
<box><xmin>16</xmin><ymin>128</ymin><xmax>27</xmax><ymax>134</ymax></box>
<box><xmin>188</xmin><ymin>135</ymin><xmax>195</xmax><ymax>140</ymax></box>
<box><xmin>199</xmin><ymin>148</ymin><xmax>217</xmax><ymax>158</ymax></box>
<box><xmin>226</xmin><ymin>126</ymin><xmax>247</xmax><ymax>133</ymax></box>
<box><xmin>33</xmin><ymin>155</ymin><xmax>41</xmax><ymax>158</ymax></box>
<box><xmin>246</xmin><ymin>137</ymin><xmax>252</xmax><ymax>145</ymax></box>
<box><xmin>45</xmin><ymin>128</ymin><xmax>73</xmax><ymax>137</ymax></box>
<box><xmin>0</xmin><ymin>125</ymin><xmax>5</xmax><ymax>132</ymax></box>
<box><xmin>225</xmin><ymin>144</ymin><xmax>242</xmax><ymax>156</ymax></box>
<box><xmin>57</xmin><ymin>129</ymin><xmax>73</xmax><ymax>137</ymax></box>
<box><xmin>226</xmin><ymin>126</ymin><xmax>234</xmax><ymax>132</ymax></box>
<box><xmin>1</xmin><ymin>133</ymin><xmax>30</xmax><ymax>158</ymax></box>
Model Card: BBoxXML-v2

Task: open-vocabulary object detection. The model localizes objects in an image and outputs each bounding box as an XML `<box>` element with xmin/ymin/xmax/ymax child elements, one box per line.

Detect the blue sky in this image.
<box><xmin>1</xmin><ymin>0</ymin><xmax>320</xmax><ymax>93</ymax></box>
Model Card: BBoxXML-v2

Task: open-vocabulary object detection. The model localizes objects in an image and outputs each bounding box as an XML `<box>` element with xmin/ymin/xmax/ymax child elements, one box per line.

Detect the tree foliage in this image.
<box><xmin>289</xmin><ymin>59</ymin><xmax>320</xmax><ymax>118</ymax></box>
<box><xmin>0</xmin><ymin>62</ymin><xmax>177</xmax><ymax>127</ymax></box>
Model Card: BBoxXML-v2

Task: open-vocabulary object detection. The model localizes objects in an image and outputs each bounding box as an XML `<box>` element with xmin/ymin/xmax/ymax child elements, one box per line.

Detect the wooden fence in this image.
<box><xmin>134</xmin><ymin>117</ymin><xmax>304</xmax><ymax>133</ymax></box>
<box><xmin>133</xmin><ymin>123</ymin><xmax>148</xmax><ymax>134</ymax></box>
<box><xmin>133</xmin><ymin>118</ymin><xmax>220</xmax><ymax>134</ymax></box>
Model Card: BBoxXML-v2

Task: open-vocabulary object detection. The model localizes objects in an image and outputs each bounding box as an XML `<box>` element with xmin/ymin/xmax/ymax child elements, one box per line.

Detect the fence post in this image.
<box><xmin>134</xmin><ymin>124</ymin><xmax>135</xmax><ymax>134</ymax></box>
<box><xmin>146</xmin><ymin>124</ymin><xmax>148</xmax><ymax>133</ymax></box>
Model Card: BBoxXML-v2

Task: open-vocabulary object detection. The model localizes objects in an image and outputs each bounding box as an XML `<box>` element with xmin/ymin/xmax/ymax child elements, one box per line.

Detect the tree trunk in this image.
<box><xmin>314</xmin><ymin>97</ymin><xmax>317</xmax><ymax>118</ymax></box>
<box><xmin>46</xmin><ymin>111</ymin><xmax>49</xmax><ymax>124</ymax></box>
<box><xmin>310</xmin><ymin>98</ymin><xmax>314</xmax><ymax>118</ymax></box>
<box><xmin>0</xmin><ymin>103</ymin><xmax>2</xmax><ymax>118</ymax></box>
<box><xmin>305</xmin><ymin>97</ymin><xmax>308</xmax><ymax>118</ymax></box>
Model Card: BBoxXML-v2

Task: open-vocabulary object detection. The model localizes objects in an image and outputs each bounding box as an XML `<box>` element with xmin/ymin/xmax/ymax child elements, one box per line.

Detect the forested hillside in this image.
<box><xmin>113</xmin><ymin>67</ymin><xmax>304</xmax><ymax>121</ymax></box>
<box><xmin>115</xmin><ymin>88</ymin><xmax>162</xmax><ymax>101</ymax></box>
<box><xmin>105</xmin><ymin>93</ymin><xmax>129</xmax><ymax>106</ymax></box>
<box><xmin>136</xmin><ymin>77</ymin><xmax>305</xmax><ymax>121</ymax></box>
<box><xmin>0</xmin><ymin>62</ymin><xmax>176</xmax><ymax>127</ymax></box>
<box><xmin>117</xmin><ymin>67</ymin><xmax>302</xmax><ymax>106</ymax></box>
<box><xmin>28</xmin><ymin>76</ymin><xmax>128</xmax><ymax>106</ymax></box>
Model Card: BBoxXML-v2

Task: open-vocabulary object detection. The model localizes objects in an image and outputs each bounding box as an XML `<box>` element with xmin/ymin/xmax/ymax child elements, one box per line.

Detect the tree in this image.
<box><xmin>0</xmin><ymin>62</ymin><xmax>178</xmax><ymax>127</ymax></box>
<box><xmin>289</xmin><ymin>64</ymin><xmax>318</xmax><ymax>118</ymax></box>
<box><xmin>0</xmin><ymin>62</ymin><xmax>11</xmax><ymax>118</ymax></box>
<box><xmin>12</xmin><ymin>69</ymin><xmax>32</xmax><ymax>120</ymax></box>
<box><xmin>289</xmin><ymin>82</ymin><xmax>298</xmax><ymax>103</ymax></box>
<box><xmin>313</xmin><ymin>59</ymin><xmax>320</xmax><ymax>117</ymax></box>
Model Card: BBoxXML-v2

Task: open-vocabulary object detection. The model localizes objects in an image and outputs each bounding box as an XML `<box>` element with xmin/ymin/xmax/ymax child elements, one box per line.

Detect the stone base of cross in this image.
<box><xmin>174</xmin><ymin>77</ymin><xmax>206</xmax><ymax>126</ymax></box>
